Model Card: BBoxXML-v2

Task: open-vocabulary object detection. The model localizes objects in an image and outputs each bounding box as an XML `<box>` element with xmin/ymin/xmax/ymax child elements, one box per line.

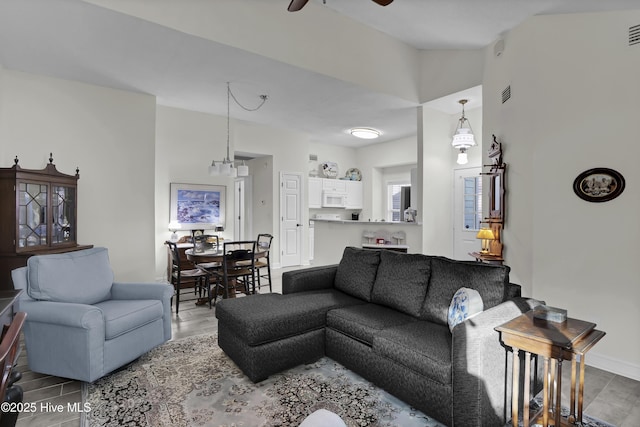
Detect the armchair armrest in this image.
<box><xmin>111</xmin><ymin>282</ymin><xmax>173</xmax><ymax>342</ymax></box>
<box><xmin>17</xmin><ymin>299</ymin><xmax>103</xmax><ymax>329</ymax></box>
<box><xmin>282</xmin><ymin>265</ymin><xmax>338</xmax><ymax>294</ymax></box>
<box><xmin>111</xmin><ymin>282</ymin><xmax>174</xmax><ymax>301</ymax></box>
<box><xmin>451</xmin><ymin>297</ymin><xmax>543</xmax><ymax>426</ymax></box>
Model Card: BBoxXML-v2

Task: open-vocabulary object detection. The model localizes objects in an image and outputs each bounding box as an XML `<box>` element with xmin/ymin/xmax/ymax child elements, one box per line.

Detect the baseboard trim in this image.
<box><xmin>587</xmin><ymin>351</ymin><xmax>640</xmax><ymax>381</ymax></box>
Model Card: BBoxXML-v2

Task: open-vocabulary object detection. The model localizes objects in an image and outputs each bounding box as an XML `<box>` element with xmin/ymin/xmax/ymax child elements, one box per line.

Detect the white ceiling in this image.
<box><xmin>0</xmin><ymin>0</ymin><xmax>637</xmax><ymax>148</ymax></box>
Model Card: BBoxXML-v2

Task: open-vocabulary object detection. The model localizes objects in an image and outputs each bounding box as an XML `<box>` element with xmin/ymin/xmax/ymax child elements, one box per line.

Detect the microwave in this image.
<box><xmin>322</xmin><ymin>191</ymin><xmax>347</xmax><ymax>208</ymax></box>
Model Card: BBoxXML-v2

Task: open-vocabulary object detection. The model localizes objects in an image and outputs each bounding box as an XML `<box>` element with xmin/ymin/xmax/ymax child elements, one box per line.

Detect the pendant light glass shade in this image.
<box><xmin>452</xmin><ymin>99</ymin><xmax>476</xmax><ymax>164</ymax></box>
<box><xmin>237</xmin><ymin>161</ymin><xmax>249</xmax><ymax>177</ymax></box>
<box><xmin>208</xmin><ymin>161</ymin><xmax>220</xmax><ymax>176</ymax></box>
<box><xmin>456</xmin><ymin>151</ymin><xmax>468</xmax><ymax>165</ymax></box>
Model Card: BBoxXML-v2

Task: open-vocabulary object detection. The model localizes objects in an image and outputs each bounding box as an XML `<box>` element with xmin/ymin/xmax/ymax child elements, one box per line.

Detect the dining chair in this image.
<box><xmin>0</xmin><ymin>312</ymin><xmax>26</xmax><ymax>427</ymax></box>
<box><xmin>196</xmin><ymin>235</ymin><xmax>221</xmax><ymax>270</ymax></box>
<box><xmin>255</xmin><ymin>233</ymin><xmax>274</xmax><ymax>293</ymax></box>
<box><xmin>166</xmin><ymin>241</ymin><xmax>212</xmax><ymax>313</ymax></box>
<box><xmin>212</xmin><ymin>240</ymin><xmax>257</xmax><ymax>301</ymax></box>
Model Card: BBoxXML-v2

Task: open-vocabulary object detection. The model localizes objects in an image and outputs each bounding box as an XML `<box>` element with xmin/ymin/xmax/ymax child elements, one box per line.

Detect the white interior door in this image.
<box><xmin>453</xmin><ymin>167</ymin><xmax>482</xmax><ymax>260</ymax></box>
<box><xmin>280</xmin><ymin>172</ymin><xmax>302</xmax><ymax>267</ymax></box>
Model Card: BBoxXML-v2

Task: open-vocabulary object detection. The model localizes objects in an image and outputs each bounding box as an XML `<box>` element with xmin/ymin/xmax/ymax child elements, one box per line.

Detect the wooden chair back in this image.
<box><xmin>0</xmin><ymin>312</ymin><xmax>26</xmax><ymax>404</ymax></box>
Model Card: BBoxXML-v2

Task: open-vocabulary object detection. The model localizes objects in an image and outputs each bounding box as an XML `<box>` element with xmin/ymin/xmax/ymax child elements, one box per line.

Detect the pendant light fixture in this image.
<box><xmin>209</xmin><ymin>82</ymin><xmax>268</xmax><ymax>177</ymax></box>
<box><xmin>451</xmin><ymin>99</ymin><xmax>476</xmax><ymax>165</ymax></box>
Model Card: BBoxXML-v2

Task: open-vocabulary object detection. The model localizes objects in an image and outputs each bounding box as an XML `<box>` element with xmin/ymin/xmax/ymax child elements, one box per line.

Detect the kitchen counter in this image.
<box><xmin>311</xmin><ymin>218</ymin><xmax>421</xmax><ymax>226</ymax></box>
<box><xmin>311</xmin><ymin>219</ymin><xmax>422</xmax><ymax>265</ymax></box>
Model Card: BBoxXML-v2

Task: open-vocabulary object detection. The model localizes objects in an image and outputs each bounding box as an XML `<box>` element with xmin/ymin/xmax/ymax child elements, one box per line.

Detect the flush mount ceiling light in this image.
<box><xmin>209</xmin><ymin>82</ymin><xmax>268</xmax><ymax>177</ymax></box>
<box><xmin>451</xmin><ymin>99</ymin><xmax>476</xmax><ymax>165</ymax></box>
<box><xmin>350</xmin><ymin>127</ymin><xmax>381</xmax><ymax>139</ymax></box>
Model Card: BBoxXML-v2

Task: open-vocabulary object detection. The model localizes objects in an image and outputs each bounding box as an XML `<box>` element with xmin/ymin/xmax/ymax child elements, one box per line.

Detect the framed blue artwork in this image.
<box><xmin>170</xmin><ymin>183</ymin><xmax>226</xmax><ymax>230</ymax></box>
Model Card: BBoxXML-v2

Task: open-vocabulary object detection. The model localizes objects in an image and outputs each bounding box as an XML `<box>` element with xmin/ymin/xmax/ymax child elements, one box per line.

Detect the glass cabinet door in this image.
<box><xmin>52</xmin><ymin>185</ymin><xmax>76</xmax><ymax>244</ymax></box>
<box><xmin>18</xmin><ymin>182</ymin><xmax>49</xmax><ymax>248</ymax></box>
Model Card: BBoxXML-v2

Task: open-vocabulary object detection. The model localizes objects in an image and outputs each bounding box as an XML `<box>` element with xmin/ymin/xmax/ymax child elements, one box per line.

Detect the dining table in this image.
<box><xmin>185</xmin><ymin>244</ymin><xmax>267</xmax><ymax>299</ymax></box>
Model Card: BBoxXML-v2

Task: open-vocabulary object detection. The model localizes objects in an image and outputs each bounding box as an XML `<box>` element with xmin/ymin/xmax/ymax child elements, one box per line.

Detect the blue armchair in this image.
<box><xmin>11</xmin><ymin>247</ymin><xmax>173</xmax><ymax>383</ymax></box>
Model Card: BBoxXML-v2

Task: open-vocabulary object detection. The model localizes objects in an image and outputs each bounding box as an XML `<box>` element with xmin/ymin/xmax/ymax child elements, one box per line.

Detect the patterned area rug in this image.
<box><xmin>82</xmin><ymin>334</ymin><xmax>444</xmax><ymax>427</ymax></box>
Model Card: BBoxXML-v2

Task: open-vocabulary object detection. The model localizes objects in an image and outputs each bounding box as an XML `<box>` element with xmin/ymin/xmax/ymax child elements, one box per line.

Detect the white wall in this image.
<box><xmin>0</xmin><ymin>69</ymin><xmax>157</xmax><ymax>282</ymax></box>
<box><xmin>483</xmin><ymin>10</ymin><xmax>640</xmax><ymax>379</ymax></box>
<box><xmin>419</xmin><ymin>49</ymin><xmax>485</xmax><ymax>103</ymax></box>
<box><xmin>86</xmin><ymin>0</ymin><xmax>421</xmax><ymax>103</ymax></box>
<box><xmin>308</xmin><ymin>142</ymin><xmax>359</xmax><ymax>180</ymax></box>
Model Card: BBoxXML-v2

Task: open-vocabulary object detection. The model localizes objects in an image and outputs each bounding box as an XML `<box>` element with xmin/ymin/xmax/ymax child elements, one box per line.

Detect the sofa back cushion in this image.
<box><xmin>27</xmin><ymin>247</ymin><xmax>114</xmax><ymax>304</ymax></box>
<box><xmin>334</xmin><ymin>247</ymin><xmax>380</xmax><ymax>301</ymax></box>
<box><xmin>371</xmin><ymin>250</ymin><xmax>431</xmax><ymax>317</ymax></box>
<box><xmin>419</xmin><ymin>256</ymin><xmax>510</xmax><ymax>325</ymax></box>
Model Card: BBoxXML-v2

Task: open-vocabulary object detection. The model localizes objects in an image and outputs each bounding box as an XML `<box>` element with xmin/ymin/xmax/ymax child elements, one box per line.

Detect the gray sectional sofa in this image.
<box><xmin>215</xmin><ymin>247</ymin><xmax>541</xmax><ymax>426</ymax></box>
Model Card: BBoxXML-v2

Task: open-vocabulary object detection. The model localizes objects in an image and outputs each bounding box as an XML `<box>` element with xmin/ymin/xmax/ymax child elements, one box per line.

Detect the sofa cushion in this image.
<box><xmin>27</xmin><ymin>247</ymin><xmax>114</xmax><ymax>304</ymax></box>
<box><xmin>94</xmin><ymin>299</ymin><xmax>164</xmax><ymax>340</ymax></box>
<box><xmin>326</xmin><ymin>303</ymin><xmax>416</xmax><ymax>346</ymax></box>
<box><xmin>334</xmin><ymin>247</ymin><xmax>380</xmax><ymax>302</ymax></box>
<box><xmin>371</xmin><ymin>251</ymin><xmax>431</xmax><ymax>317</ymax></box>
<box><xmin>420</xmin><ymin>257</ymin><xmax>509</xmax><ymax>325</ymax></box>
<box><xmin>373</xmin><ymin>321</ymin><xmax>452</xmax><ymax>385</ymax></box>
<box><xmin>216</xmin><ymin>291</ymin><xmax>364</xmax><ymax>346</ymax></box>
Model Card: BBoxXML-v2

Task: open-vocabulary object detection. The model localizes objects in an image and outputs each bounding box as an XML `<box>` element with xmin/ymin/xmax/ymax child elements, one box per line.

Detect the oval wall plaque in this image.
<box><xmin>573</xmin><ymin>168</ymin><xmax>625</xmax><ymax>203</ymax></box>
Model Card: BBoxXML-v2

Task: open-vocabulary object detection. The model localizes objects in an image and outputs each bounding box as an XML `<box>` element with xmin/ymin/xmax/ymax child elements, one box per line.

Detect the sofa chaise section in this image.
<box><xmin>216</xmin><ymin>288</ymin><xmax>364</xmax><ymax>382</ymax></box>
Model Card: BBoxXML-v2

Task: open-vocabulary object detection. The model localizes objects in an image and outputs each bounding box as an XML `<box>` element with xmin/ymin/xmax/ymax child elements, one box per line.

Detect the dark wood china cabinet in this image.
<box><xmin>0</xmin><ymin>154</ymin><xmax>92</xmax><ymax>290</ymax></box>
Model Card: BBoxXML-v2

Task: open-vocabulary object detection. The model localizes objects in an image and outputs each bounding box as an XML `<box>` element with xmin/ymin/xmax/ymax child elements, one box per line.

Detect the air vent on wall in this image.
<box><xmin>309</xmin><ymin>154</ymin><xmax>318</xmax><ymax>161</ymax></box>
<box><xmin>502</xmin><ymin>85</ymin><xmax>511</xmax><ymax>104</ymax></box>
<box><xmin>630</xmin><ymin>24</ymin><xmax>640</xmax><ymax>46</ymax></box>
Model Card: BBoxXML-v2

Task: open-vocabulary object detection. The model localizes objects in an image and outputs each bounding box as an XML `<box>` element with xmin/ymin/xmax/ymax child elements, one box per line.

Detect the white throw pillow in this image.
<box><xmin>299</xmin><ymin>409</ymin><xmax>347</xmax><ymax>427</ymax></box>
<box><xmin>448</xmin><ymin>287</ymin><xmax>484</xmax><ymax>332</ymax></box>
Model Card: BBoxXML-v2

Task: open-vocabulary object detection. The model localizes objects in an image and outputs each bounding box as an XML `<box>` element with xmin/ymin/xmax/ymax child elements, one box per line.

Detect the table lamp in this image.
<box><xmin>168</xmin><ymin>222</ymin><xmax>181</xmax><ymax>242</ymax></box>
<box><xmin>476</xmin><ymin>228</ymin><xmax>495</xmax><ymax>254</ymax></box>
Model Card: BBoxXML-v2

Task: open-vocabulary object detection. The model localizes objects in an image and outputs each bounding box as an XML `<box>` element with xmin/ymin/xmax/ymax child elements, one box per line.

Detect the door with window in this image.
<box><xmin>453</xmin><ymin>168</ymin><xmax>482</xmax><ymax>260</ymax></box>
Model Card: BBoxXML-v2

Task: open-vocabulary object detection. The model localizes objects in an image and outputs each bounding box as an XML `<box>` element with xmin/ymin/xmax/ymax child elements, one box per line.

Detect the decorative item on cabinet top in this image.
<box><xmin>320</xmin><ymin>161</ymin><xmax>338</xmax><ymax>178</ymax></box>
<box><xmin>343</xmin><ymin>168</ymin><xmax>362</xmax><ymax>181</ymax></box>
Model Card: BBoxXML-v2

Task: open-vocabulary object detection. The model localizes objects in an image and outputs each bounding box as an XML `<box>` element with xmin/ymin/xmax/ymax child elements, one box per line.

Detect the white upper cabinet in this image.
<box><xmin>309</xmin><ymin>177</ymin><xmax>323</xmax><ymax>208</ymax></box>
<box><xmin>345</xmin><ymin>180</ymin><xmax>363</xmax><ymax>209</ymax></box>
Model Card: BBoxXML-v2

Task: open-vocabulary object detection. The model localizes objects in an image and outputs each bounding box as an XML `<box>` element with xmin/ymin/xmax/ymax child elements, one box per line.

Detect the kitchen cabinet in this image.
<box><xmin>322</xmin><ymin>179</ymin><xmax>347</xmax><ymax>193</ymax></box>
<box><xmin>345</xmin><ymin>180</ymin><xmax>363</xmax><ymax>209</ymax></box>
<box><xmin>308</xmin><ymin>177</ymin><xmax>362</xmax><ymax>209</ymax></box>
<box><xmin>308</xmin><ymin>177</ymin><xmax>323</xmax><ymax>208</ymax></box>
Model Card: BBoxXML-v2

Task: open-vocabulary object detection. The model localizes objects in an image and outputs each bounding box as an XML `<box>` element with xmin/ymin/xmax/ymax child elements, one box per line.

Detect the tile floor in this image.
<box><xmin>13</xmin><ymin>266</ymin><xmax>640</xmax><ymax>426</ymax></box>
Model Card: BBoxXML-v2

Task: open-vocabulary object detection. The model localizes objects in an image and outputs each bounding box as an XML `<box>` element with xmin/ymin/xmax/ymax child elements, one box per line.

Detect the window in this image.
<box><xmin>463</xmin><ymin>176</ymin><xmax>482</xmax><ymax>231</ymax></box>
<box><xmin>387</xmin><ymin>183</ymin><xmax>410</xmax><ymax>222</ymax></box>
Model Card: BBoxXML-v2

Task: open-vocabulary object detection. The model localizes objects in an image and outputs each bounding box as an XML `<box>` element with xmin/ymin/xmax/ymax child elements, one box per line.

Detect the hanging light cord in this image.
<box><xmin>225</xmin><ymin>82</ymin><xmax>268</xmax><ymax>162</ymax></box>
<box><xmin>228</xmin><ymin>83</ymin><xmax>269</xmax><ymax>112</ymax></box>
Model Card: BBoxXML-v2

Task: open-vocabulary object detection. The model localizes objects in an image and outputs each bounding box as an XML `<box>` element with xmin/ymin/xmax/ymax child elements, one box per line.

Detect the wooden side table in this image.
<box><xmin>468</xmin><ymin>251</ymin><xmax>504</xmax><ymax>265</ymax></box>
<box><xmin>495</xmin><ymin>311</ymin><xmax>605</xmax><ymax>427</ymax></box>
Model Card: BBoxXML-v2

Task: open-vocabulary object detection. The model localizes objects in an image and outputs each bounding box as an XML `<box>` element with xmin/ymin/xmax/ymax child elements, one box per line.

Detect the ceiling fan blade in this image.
<box><xmin>288</xmin><ymin>0</ymin><xmax>310</xmax><ymax>12</ymax></box>
<box><xmin>372</xmin><ymin>0</ymin><xmax>393</xmax><ymax>5</ymax></box>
